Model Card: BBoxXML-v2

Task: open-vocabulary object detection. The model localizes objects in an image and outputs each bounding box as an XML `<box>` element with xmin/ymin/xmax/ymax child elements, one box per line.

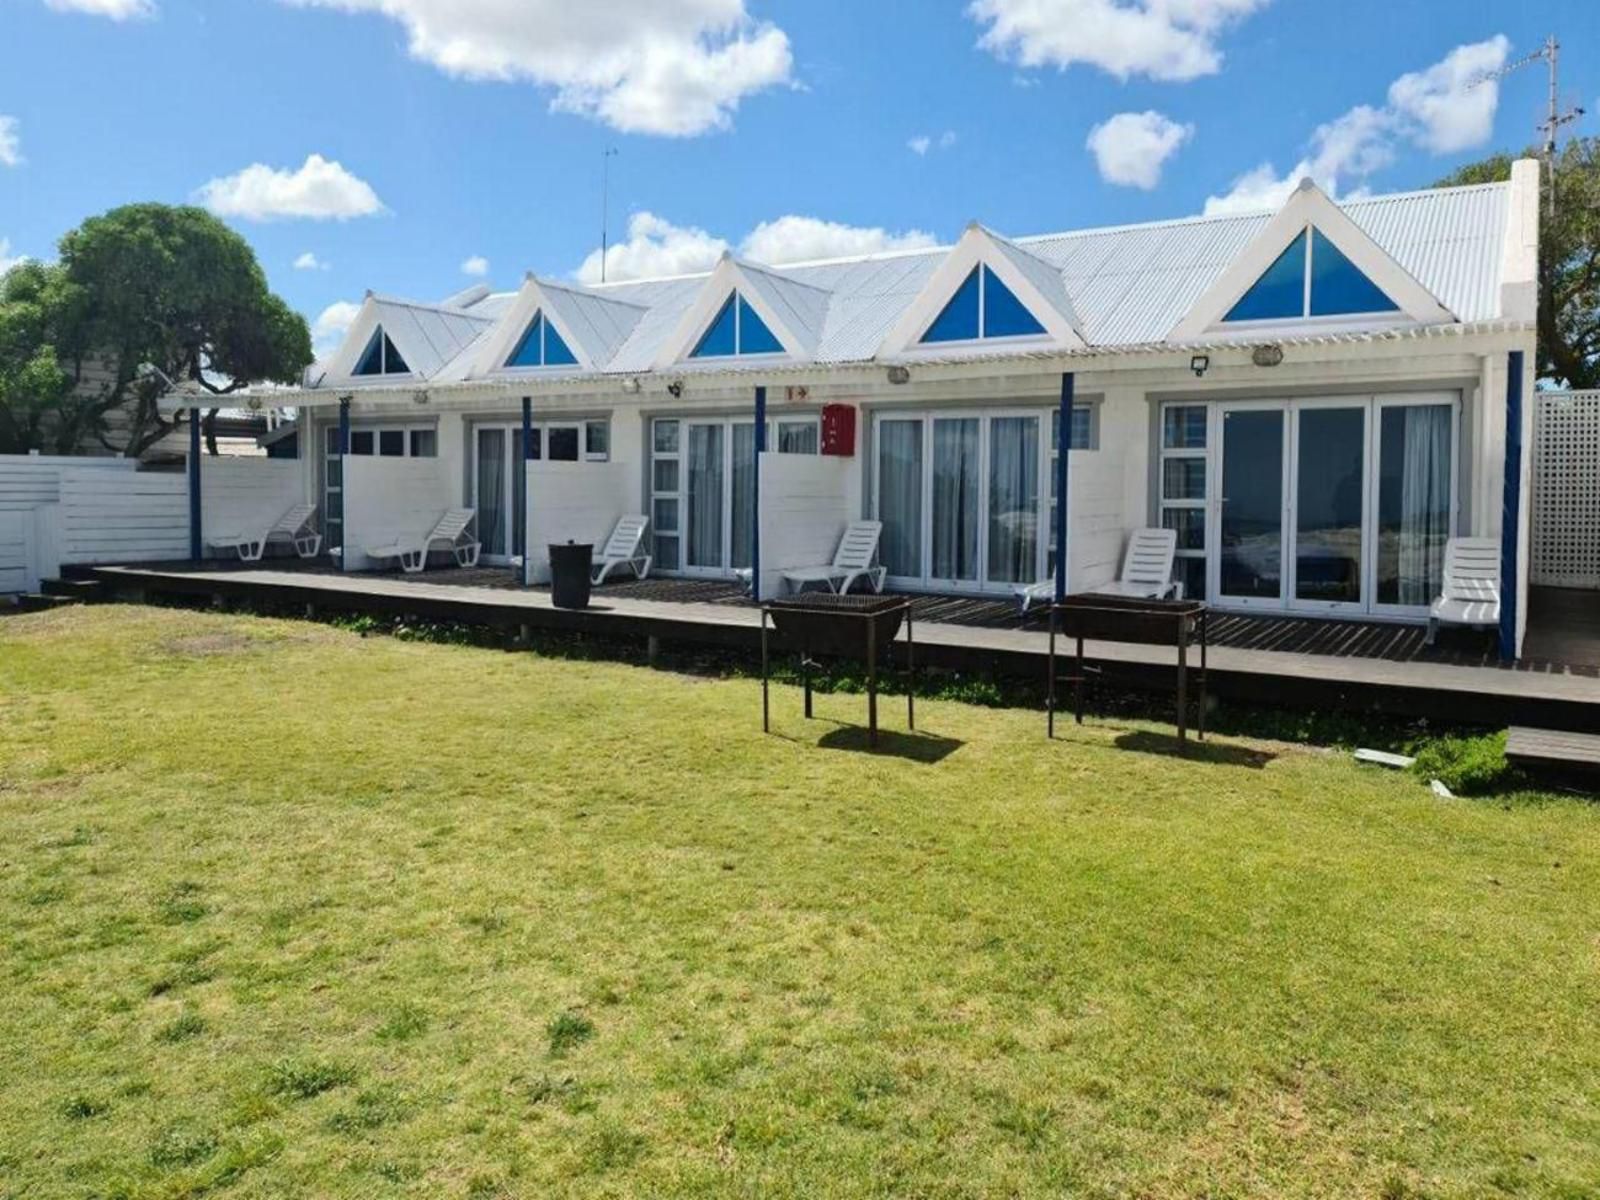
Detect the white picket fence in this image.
<box><xmin>0</xmin><ymin>453</ymin><xmax>305</xmax><ymax>593</ymax></box>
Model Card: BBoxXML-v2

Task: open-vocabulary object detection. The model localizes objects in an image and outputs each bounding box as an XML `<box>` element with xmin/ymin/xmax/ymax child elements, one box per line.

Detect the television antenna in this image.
<box><xmin>600</xmin><ymin>147</ymin><xmax>619</xmax><ymax>284</ymax></box>
<box><xmin>1470</xmin><ymin>35</ymin><xmax>1584</xmax><ymax>219</ymax></box>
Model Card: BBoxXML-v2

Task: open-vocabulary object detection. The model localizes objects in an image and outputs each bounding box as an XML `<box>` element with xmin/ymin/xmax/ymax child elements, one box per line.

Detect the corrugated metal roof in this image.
<box><xmin>314</xmin><ymin>180</ymin><xmax>1512</xmax><ymax>387</ymax></box>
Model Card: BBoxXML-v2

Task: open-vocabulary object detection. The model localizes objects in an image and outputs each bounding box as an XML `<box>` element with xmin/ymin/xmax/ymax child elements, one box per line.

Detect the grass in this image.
<box><xmin>1</xmin><ymin>604</ymin><xmax>1597</xmax><ymax>1198</ymax></box>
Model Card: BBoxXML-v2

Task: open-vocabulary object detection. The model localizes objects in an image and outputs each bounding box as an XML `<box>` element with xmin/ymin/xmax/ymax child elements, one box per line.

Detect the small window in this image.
<box><xmin>584</xmin><ymin>420</ymin><xmax>610</xmax><ymax>461</ymax></box>
<box><xmin>1162</xmin><ymin>405</ymin><xmax>1207</xmax><ymax>450</ymax></box>
<box><xmin>653</xmin><ymin>458</ymin><xmax>679</xmax><ymax>493</ymax></box>
<box><xmin>353</xmin><ymin>327</ymin><xmax>410</xmax><ymax>376</ymax></box>
<box><xmin>690</xmin><ymin>292</ymin><xmax>783</xmax><ymax>359</ymax></box>
<box><xmin>506</xmin><ymin>311</ymin><xmax>577</xmax><ymax>369</ymax></box>
<box><xmin>349</xmin><ymin>430</ymin><xmax>375</xmax><ymax>456</ymax></box>
<box><xmin>409</xmin><ymin>429</ymin><xmax>437</xmax><ymax>458</ymax></box>
<box><xmin>1224</xmin><ymin>226</ymin><xmax>1399</xmax><ymax>323</ymax></box>
<box><xmin>653</xmin><ymin>419</ymin><xmax>680</xmax><ymax>454</ymax></box>
<box><xmin>921</xmin><ymin>266</ymin><xmax>1046</xmax><ymax>344</ymax></box>
<box><xmin>325</xmin><ymin>426</ymin><xmax>341</xmax><ymax>454</ymax></box>
<box><xmin>777</xmin><ymin>421</ymin><xmax>819</xmax><ymax>454</ymax></box>
<box><xmin>548</xmin><ymin>426</ymin><xmax>580</xmax><ymax>462</ymax></box>
<box><xmin>378</xmin><ymin>429</ymin><xmax>405</xmax><ymax>457</ymax></box>
<box><xmin>1050</xmin><ymin>405</ymin><xmax>1097</xmax><ymax>452</ymax></box>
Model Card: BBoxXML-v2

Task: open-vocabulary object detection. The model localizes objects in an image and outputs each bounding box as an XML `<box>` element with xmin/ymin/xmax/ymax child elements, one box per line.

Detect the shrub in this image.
<box><xmin>1411</xmin><ymin>731</ymin><xmax>1519</xmax><ymax>796</ymax></box>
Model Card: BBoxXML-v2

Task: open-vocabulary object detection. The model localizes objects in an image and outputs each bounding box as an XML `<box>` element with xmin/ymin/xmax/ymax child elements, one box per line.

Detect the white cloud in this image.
<box><xmin>907</xmin><ymin>130</ymin><xmax>957</xmax><ymax>157</ymax></box>
<box><xmin>460</xmin><ymin>255</ymin><xmax>490</xmax><ymax>277</ymax></box>
<box><xmin>0</xmin><ymin>117</ymin><xmax>21</xmax><ymax>168</ymax></box>
<box><xmin>1204</xmin><ymin>37</ymin><xmax>1506</xmax><ymax>215</ymax></box>
<box><xmin>1086</xmin><ymin>110</ymin><xmax>1193</xmax><ymax>188</ymax></box>
<box><xmin>576</xmin><ymin>211</ymin><xmax>940</xmax><ymax>283</ymax></box>
<box><xmin>42</xmin><ymin>0</ymin><xmax>154</xmax><ymax>17</ymax></box>
<box><xmin>1388</xmin><ymin>35</ymin><xmax>1509</xmax><ymax>153</ymax></box>
<box><xmin>293</xmin><ymin>251</ymin><xmax>330</xmax><ymax>271</ymax></box>
<box><xmin>969</xmin><ymin>0</ymin><xmax>1270</xmax><ymax>83</ymax></box>
<box><xmin>740</xmin><ymin>216</ymin><xmax>938</xmax><ymax>265</ymax></box>
<box><xmin>283</xmin><ymin>0</ymin><xmax>794</xmax><ymax>137</ymax></box>
<box><xmin>195</xmin><ymin>154</ymin><xmax>385</xmax><ymax>222</ymax></box>
<box><xmin>311</xmin><ymin>300</ymin><xmax>362</xmax><ymax>358</ymax></box>
<box><xmin>1</xmin><ymin>238</ymin><xmax>28</xmax><ymax>274</ymax></box>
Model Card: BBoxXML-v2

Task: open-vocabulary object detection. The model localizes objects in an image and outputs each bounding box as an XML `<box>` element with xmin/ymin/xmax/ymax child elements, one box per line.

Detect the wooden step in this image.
<box><xmin>1506</xmin><ymin>726</ymin><xmax>1600</xmax><ymax>770</ymax></box>
<box><xmin>41</xmin><ymin>577</ymin><xmax>106</xmax><ymax>601</ymax></box>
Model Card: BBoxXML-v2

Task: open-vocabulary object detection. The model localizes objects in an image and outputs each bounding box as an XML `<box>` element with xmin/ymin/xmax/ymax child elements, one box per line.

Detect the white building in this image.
<box><xmin>262</xmin><ymin>163</ymin><xmax>1541</xmax><ymax>648</ymax></box>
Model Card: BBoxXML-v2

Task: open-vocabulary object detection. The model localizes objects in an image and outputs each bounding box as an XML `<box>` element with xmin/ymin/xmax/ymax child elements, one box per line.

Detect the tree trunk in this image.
<box><xmin>203</xmin><ymin>408</ymin><xmax>220</xmax><ymax>456</ymax></box>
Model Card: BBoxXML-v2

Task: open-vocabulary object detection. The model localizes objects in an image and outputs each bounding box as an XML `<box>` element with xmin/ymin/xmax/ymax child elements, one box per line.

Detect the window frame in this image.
<box><xmin>919</xmin><ymin>264</ymin><xmax>1050</xmax><ymax>348</ymax></box>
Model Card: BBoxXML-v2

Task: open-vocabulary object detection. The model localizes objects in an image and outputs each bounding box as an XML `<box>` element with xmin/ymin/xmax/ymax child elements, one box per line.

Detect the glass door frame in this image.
<box><xmin>1286</xmin><ymin>396</ymin><xmax>1372</xmax><ymax>616</ymax></box>
<box><xmin>1366</xmin><ymin>392</ymin><xmax>1461</xmax><ymax>620</ymax></box>
<box><xmin>471</xmin><ymin>418</ymin><xmax>587</xmax><ymax>564</ymax></box>
<box><xmin>1208</xmin><ymin>399</ymin><xmax>1291</xmax><ymax>611</ymax></box>
<box><xmin>872</xmin><ymin>407</ymin><xmax>1051</xmax><ymax>596</ymax></box>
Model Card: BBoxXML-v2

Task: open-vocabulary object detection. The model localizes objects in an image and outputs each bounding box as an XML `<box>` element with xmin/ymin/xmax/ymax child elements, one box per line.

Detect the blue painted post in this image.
<box><xmin>520</xmin><ymin>395</ymin><xmax>534</xmax><ymax>587</ymax></box>
<box><xmin>188</xmin><ymin>408</ymin><xmax>202</xmax><ymax>562</ymax></box>
<box><xmin>337</xmin><ymin>397</ymin><xmax>351</xmax><ymax>574</ymax></box>
<box><xmin>1054</xmin><ymin>372</ymin><xmax>1074</xmax><ymax>603</ymax></box>
<box><xmin>752</xmin><ymin>385</ymin><xmax>767</xmax><ymax>602</ymax></box>
<box><xmin>1498</xmin><ymin>350</ymin><xmax>1524</xmax><ymax>662</ymax></box>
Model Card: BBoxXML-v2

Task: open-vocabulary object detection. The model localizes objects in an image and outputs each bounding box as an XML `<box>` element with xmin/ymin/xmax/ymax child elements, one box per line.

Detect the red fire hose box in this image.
<box><xmin>820</xmin><ymin>403</ymin><xmax>856</xmax><ymax>456</ymax></box>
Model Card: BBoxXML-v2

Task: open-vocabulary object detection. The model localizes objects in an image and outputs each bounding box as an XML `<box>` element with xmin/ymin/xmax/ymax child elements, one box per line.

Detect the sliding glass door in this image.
<box><xmin>875</xmin><ymin>410</ymin><xmax>1047</xmax><ymax>594</ymax></box>
<box><xmin>1192</xmin><ymin>393</ymin><xmax>1457</xmax><ymax>617</ymax></box>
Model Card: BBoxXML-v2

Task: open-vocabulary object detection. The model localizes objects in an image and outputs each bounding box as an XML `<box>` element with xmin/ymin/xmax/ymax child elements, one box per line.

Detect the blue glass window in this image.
<box><xmin>1309</xmin><ymin>229</ymin><xmax>1398</xmax><ymax>316</ymax></box>
<box><xmin>1224</xmin><ymin>230</ymin><xmax>1308</xmax><ymax>322</ymax></box>
<box><xmin>738</xmin><ymin>296</ymin><xmax>782</xmax><ymax>354</ymax></box>
<box><xmin>690</xmin><ymin>292</ymin><xmax>783</xmax><ymax>358</ymax></box>
<box><xmin>506</xmin><ymin>312</ymin><xmax>577</xmax><ymax>368</ymax></box>
<box><xmin>922</xmin><ymin>268</ymin><xmax>981</xmax><ymax>342</ymax></box>
<box><xmin>982</xmin><ymin>266</ymin><xmax>1046</xmax><ymax>337</ymax></box>
<box><xmin>353</xmin><ymin>327</ymin><xmax>409</xmax><ymax>376</ymax></box>
<box><xmin>691</xmin><ymin>296</ymin><xmax>738</xmax><ymax>358</ymax></box>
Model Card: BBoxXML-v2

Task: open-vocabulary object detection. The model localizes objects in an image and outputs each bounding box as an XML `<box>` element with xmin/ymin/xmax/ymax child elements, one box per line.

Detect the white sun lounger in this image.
<box><xmin>592</xmin><ymin>514</ymin><xmax>653</xmax><ymax>585</ymax></box>
<box><xmin>1426</xmin><ymin>537</ymin><xmax>1500</xmax><ymax>644</ymax></box>
<box><xmin>1013</xmin><ymin>527</ymin><xmax>1179</xmax><ymax>613</ymax></box>
<box><xmin>361</xmin><ymin>507</ymin><xmax>481</xmax><ymax>573</ymax></box>
<box><xmin>780</xmin><ymin>520</ymin><xmax>886</xmax><ymax>595</ymax></box>
<box><xmin>206</xmin><ymin>502</ymin><xmax>322</xmax><ymax>562</ymax></box>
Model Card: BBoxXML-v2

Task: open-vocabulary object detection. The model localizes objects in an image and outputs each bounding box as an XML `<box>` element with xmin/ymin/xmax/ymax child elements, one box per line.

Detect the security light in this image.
<box><xmin>1189</xmin><ymin>354</ymin><xmax>1210</xmax><ymax>378</ymax></box>
<box><xmin>667</xmin><ymin>380</ymin><xmax>684</xmax><ymax>399</ymax></box>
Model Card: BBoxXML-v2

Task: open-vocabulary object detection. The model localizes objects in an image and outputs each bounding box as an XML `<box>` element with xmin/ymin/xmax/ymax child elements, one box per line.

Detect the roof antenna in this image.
<box><xmin>600</xmin><ymin>147</ymin><xmax>619</xmax><ymax>284</ymax></box>
<box><xmin>1469</xmin><ymin>35</ymin><xmax>1585</xmax><ymax>221</ymax></box>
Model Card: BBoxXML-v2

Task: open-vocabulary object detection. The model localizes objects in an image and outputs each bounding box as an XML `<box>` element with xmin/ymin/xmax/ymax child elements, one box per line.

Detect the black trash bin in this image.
<box><xmin>548</xmin><ymin>541</ymin><xmax>594</xmax><ymax>609</ymax></box>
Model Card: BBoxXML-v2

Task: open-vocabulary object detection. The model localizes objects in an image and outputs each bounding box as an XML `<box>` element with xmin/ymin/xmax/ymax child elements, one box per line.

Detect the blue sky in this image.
<box><xmin>2</xmin><ymin>0</ymin><xmax>1596</xmax><ymax>352</ymax></box>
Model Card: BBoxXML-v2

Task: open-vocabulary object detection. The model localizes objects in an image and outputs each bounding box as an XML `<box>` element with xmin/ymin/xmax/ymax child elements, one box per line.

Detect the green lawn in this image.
<box><xmin>2</xmin><ymin>605</ymin><xmax>1598</xmax><ymax>1199</ymax></box>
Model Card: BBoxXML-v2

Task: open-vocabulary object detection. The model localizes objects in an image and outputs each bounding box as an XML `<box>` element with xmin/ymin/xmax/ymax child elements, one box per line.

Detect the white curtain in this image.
<box><xmin>1397</xmin><ymin>405</ymin><xmax>1451</xmax><ymax>606</ymax></box>
<box><xmin>932</xmin><ymin>418</ymin><xmax>979</xmax><ymax>581</ymax></box>
<box><xmin>731</xmin><ymin>423</ymin><xmax>755</xmax><ymax>572</ymax></box>
<box><xmin>476</xmin><ymin>428</ymin><xmax>505</xmax><ymax>558</ymax></box>
<box><xmin>988</xmin><ymin>416</ymin><xmax>1039</xmax><ymax>584</ymax></box>
<box><xmin>877</xmin><ymin>421</ymin><xmax>922</xmax><ymax>578</ymax></box>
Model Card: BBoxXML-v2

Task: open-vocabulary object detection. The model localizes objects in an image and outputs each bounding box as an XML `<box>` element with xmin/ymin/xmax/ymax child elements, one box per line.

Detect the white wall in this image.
<box><xmin>757</xmin><ymin>451</ymin><xmax>853</xmax><ymax>598</ymax></box>
<box><xmin>341</xmin><ymin>456</ymin><xmax>453</xmax><ymax>571</ymax></box>
<box><xmin>58</xmin><ymin>466</ymin><xmax>189</xmax><ymax>565</ymax></box>
<box><xmin>0</xmin><ymin>455</ymin><xmax>137</xmax><ymax>590</ymax></box>
<box><xmin>1066</xmin><ymin>395</ymin><xmax>1139</xmax><ymax>592</ymax></box>
<box><xmin>199</xmin><ymin>458</ymin><xmax>303</xmax><ymax>555</ymax></box>
<box><xmin>523</xmin><ymin>461</ymin><xmax>632</xmax><ymax>584</ymax></box>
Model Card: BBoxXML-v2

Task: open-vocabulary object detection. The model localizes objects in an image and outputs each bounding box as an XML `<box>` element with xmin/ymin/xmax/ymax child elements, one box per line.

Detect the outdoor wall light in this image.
<box><xmin>1252</xmin><ymin>344</ymin><xmax>1284</xmax><ymax>368</ymax></box>
<box><xmin>621</xmin><ymin>377</ymin><xmax>643</xmax><ymax>395</ymax></box>
<box><xmin>1190</xmin><ymin>354</ymin><xmax>1210</xmax><ymax>378</ymax></box>
<box><xmin>411</xmin><ymin>389</ymin><xmax>430</xmax><ymax>405</ymax></box>
<box><xmin>667</xmin><ymin>380</ymin><xmax>684</xmax><ymax>399</ymax></box>
<box><xmin>887</xmin><ymin>365</ymin><xmax>911</xmax><ymax>385</ymax></box>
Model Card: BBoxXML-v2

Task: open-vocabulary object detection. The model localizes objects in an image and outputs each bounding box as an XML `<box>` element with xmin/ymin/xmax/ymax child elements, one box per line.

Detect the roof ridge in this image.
<box><xmin>369</xmin><ymin>292</ymin><xmax>497</xmax><ymax>322</ymax></box>
<box><xmin>530</xmin><ymin>274</ymin><xmax>652</xmax><ymax>310</ymax></box>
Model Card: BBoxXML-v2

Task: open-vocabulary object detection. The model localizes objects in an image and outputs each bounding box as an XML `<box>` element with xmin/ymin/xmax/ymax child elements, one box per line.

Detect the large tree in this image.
<box><xmin>1437</xmin><ymin>138</ymin><xmax>1600</xmax><ymax>388</ymax></box>
<box><xmin>0</xmin><ymin>203</ymin><xmax>311</xmax><ymax>456</ymax></box>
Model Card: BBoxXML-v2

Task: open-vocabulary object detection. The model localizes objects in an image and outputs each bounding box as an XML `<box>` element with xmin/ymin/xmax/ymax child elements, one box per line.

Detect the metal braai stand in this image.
<box><xmin>761</xmin><ymin>594</ymin><xmax>916</xmax><ymax>748</ymax></box>
<box><xmin>1047</xmin><ymin>594</ymin><xmax>1208</xmax><ymax>745</ymax></box>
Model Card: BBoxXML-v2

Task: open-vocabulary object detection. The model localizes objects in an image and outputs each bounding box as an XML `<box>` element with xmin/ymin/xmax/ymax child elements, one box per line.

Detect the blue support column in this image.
<box><xmin>337</xmin><ymin>397</ymin><xmax>351</xmax><ymax>574</ymax></box>
<box><xmin>752</xmin><ymin>385</ymin><xmax>767</xmax><ymax>602</ymax></box>
<box><xmin>187</xmin><ymin>408</ymin><xmax>202</xmax><ymax>562</ymax></box>
<box><xmin>1498</xmin><ymin>350</ymin><xmax>1524</xmax><ymax>662</ymax></box>
<box><xmin>520</xmin><ymin>395</ymin><xmax>534</xmax><ymax>587</ymax></box>
<box><xmin>1054</xmin><ymin>372</ymin><xmax>1074</xmax><ymax>603</ymax></box>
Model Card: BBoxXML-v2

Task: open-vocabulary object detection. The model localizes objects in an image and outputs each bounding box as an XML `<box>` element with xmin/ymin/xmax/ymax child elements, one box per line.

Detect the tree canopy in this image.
<box><xmin>0</xmin><ymin>203</ymin><xmax>311</xmax><ymax>456</ymax></box>
<box><xmin>1436</xmin><ymin>137</ymin><xmax>1600</xmax><ymax>388</ymax></box>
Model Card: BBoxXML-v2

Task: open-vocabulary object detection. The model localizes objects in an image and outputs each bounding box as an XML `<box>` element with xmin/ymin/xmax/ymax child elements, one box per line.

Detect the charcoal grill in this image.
<box><xmin>761</xmin><ymin>593</ymin><xmax>915</xmax><ymax>747</ymax></box>
<box><xmin>1047</xmin><ymin>593</ymin><xmax>1208</xmax><ymax>744</ymax></box>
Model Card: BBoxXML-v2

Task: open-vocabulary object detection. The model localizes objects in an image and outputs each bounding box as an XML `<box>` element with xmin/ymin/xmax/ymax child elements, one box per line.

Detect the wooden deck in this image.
<box><xmin>79</xmin><ymin>561</ymin><xmax>1600</xmax><ymax>732</ymax></box>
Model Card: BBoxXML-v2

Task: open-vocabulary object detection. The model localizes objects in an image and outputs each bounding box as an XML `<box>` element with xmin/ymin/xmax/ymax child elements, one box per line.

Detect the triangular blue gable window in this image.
<box><xmin>506</xmin><ymin>311</ymin><xmax>577</xmax><ymax>368</ymax></box>
<box><xmin>921</xmin><ymin>266</ymin><xmax>1046</xmax><ymax>344</ymax></box>
<box><xmin>690</xmin><ymin>291</ymin><xmax>782</xmax><ymax>358</ymax></box>
<box><xmin>353</xmin><ymin>326</ymin><xmax>411</xmax><ymax>376</ymax></box>
<box><xmin>1225</xmin><ymin>227</ymin><xmax>1399</xmax><ymax>322</ymax></box>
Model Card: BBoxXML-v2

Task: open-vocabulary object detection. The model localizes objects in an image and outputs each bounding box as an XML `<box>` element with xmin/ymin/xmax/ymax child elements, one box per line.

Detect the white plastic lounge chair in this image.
<box><xmin>1426</xmin><ymin>537</ymin><xmax>1499</xmax><ymax>645</ymax></box>
<box><xmin>363</xmin><ymin>508</ymin><xmax>481</xmax><ymax>573</ymax></box>
<box><xmin>780</xmin><ymin>520</ymin><xmax>886</xmax><ymax>595</ymax></box>
<box><xmin>1013</xmin><ymin>527</ymin><xmax>1179</xmax><ymax>613</ymax></box>
<box><xmin>206</xmin><ymin>502</ymin><xmax>322</xmax><ymax>562</ymax></box>
<box><xmin>592</xmin><ymin>514</ymin><xmax>653</xmax><ymax>585</ymax></box>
